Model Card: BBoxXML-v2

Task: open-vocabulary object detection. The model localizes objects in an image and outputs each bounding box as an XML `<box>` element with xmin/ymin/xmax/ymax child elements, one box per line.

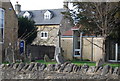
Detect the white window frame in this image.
<box><xmin>44</xmin><ymin>10</ymin><xmax>52</xmax><ymax>20</ymax></box>
<box><xmin>0</xmin><ymin>8</ymin><xmax>4</xmax><ymax>43</ymax></box>
<box><xmin>44</xmin><ymin>14</ymin><xmax>50</xmax><ymax>20</ymax></box>
<box><xmin>23</xmin><ymin>11</ymin><xmax>31</xmax><ymax>19</ymax></box>
<box><xmin>40</xmin><ymin>31</ymin><xmax>48</xmax><ymax>39</ymax></box>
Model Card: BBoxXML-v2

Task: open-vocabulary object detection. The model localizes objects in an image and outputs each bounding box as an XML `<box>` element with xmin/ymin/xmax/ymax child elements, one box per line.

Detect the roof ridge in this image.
<box><xmin>22</xmin><ymin>8</ymin><xmax>65</xmax><ymax>12</ymax></box>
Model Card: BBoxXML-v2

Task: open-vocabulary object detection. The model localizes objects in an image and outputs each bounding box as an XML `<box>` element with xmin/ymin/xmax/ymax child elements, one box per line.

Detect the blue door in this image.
<box><xmin>20</xmin><ymin>40</ymin><xmax>25</xmax><ymax>54</ymax></box>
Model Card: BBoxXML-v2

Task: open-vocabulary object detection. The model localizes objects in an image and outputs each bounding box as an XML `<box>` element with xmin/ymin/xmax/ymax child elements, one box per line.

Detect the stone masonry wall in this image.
<box><xmin>32</xmin><ymin>25</ymin><xmax>59</xmax><ymax>46</ymax></box>
<box><xmin>0</xmin><ymin>1</ymin><xmax>18</xmax><ymax>63</ymax></box>
<box><xmin>0</xmin><ymin>62</ymin><xmax>119</xmax><ymax>80</ymax></box>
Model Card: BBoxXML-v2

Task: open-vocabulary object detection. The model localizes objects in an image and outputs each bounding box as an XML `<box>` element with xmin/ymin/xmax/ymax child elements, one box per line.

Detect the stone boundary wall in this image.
<box><xmin>0</xmin><ymin>62</ymin><xmax>119</xmax><ymax>80</ymax></box>
<box><xmin>2</xmin><ymin>79</ymin><xmax>120</xmax><ymax>81</ymax></box>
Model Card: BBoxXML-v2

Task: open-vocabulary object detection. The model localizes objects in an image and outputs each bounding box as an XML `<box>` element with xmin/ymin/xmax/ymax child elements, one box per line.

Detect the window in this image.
<box><xmin>23</xmin><ymin>11</ymin><xmax>32</xmax><ymax>19</ymax></box>
<box><xmin>44</xmin><ymin>14</ymin><xmax>50</xmax><ymax>19</ymax></box>
<box><xmin>0</xmin><ymin>8</ymin><xmax>4</xmax><ymax>43</ymax></box>
<box><xmin>40</xmin><ymin>31</ymin><xmax>48</xmax><ymax>39</ymax></box>
<box><xmin>44</xmin><ymin>10</ymin><xmax>53</xmax><ymax>20</ymax></box>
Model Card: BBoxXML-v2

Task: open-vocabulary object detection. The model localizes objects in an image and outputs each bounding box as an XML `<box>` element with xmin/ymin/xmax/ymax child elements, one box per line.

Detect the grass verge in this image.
<box><xmin>35</xmin><ymin>60</ymin><xmax>120</xmax><ymax>68</ymax></box>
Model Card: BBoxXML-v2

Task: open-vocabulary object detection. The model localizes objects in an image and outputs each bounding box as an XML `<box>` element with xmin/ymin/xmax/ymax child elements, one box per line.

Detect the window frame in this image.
<box><xmin>44</xmin><ymin>10</ymin><xmax>52</xmax><ymax>20</ymax></box>
<box><xmin>44</xmin><ymin>14</ymin><xmax>50</xmax><ymax>19</ymax></box>
<box><xmin>23</xmin><ymin>11</ymin><xmax>31</xmax><ymax>19</ymax></box>
<box><xmin>40</xmin><ymin>31</ymin><xmax>48</xmax><ymax>39</ymax></box>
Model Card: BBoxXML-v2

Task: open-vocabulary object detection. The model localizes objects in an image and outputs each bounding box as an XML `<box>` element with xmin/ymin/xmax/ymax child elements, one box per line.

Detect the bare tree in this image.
<box><xmin>63</xmin><ymin>2</ymin><xmax>120</xmax><ymax>61</ymax></box>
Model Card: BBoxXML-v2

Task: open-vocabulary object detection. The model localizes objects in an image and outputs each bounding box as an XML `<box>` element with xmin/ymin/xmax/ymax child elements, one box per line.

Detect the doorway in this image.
<box><xmin>72</xmin><ymin>28</ymin><xmax>83</xmax><ymax>58</ymax></box>
<box><xmin>109</xmin><ymin>43</ymin><xmax>120</xmax><ymax>62</ymax></box>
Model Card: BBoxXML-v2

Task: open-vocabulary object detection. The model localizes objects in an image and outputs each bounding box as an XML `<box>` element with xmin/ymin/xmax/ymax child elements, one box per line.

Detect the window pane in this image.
<box><xmin>44</xmin><ymin>14</ymin><xmax>50</xmax><ymax>19</ymax></box>
<box><xmin>75</xmin><ymin>51</ymin><xmax>80</xmax><ymax>55</ymax></box>
<box><xmin>0</xmin><ymin>10</ymin><xmax>2</xmax><ymax>19</ymax></box>
<box><xmin>0</xmin><ymin>9</ymin><xmax>4</xmax><ymax>19</ymax></box>
<box><xmin>45</xmin><ymin>32</ymin><xmax>47</xmax><ymax>37</ymax></box>
<box><xmin>0</xmin><ymin>28</ymin><xmax>3</xmax><ymax>42</ymax></box>
<box><xmin>0</xmin><ymin>11</ymin><xmax>2</xmax><ymax>19</ymax></box>
<box><xmin>0</xmin><ymin>19</ymin><xmax>4</xmax><ymax>28</ymax></box>
<box><xmin>0</xmin><ymin>8</ymin><xmax>4</xmax><ymax>42</ymax></box>
<box><xmin>41</xmin><ymin>33</ymin><xmax>44</xmax><ymax>37</ymax></box>
<box><xmin>40</xmin><ymin>31</ymin><xmax>48</xmax><ymax>39</ymax></box>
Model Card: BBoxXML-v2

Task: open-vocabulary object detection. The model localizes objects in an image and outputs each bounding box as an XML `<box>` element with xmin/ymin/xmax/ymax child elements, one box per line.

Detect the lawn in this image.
<box><xmin>71</xmin><ymin>61</ymin><xmax>96</xmax><ymax>66</ymax></box>
<box><xmin>106</xmin><ymin>63</ymin><xmax>120</xmax><ymax>68</ymax></box>
<box><xmin>3</xmin><ymin>60</ymin><xmax>119</xmax><ymax>68</ymax></box>
<box><xmin>35</xmin><ymin>60</ymin><xmax>57</xmax><ymax>65</ymax></box>
<box><xmin>72</xmin><ymin>61</ymin><xmax>120</xmax><ymax>68</ymax></box>
<box><xmin>35</xmin><ymin>60</ymin><xmax>120</xmax><ymax>68</ymax></box>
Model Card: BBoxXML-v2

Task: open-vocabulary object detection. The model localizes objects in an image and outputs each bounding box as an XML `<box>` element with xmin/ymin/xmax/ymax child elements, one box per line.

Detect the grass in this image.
<box><xmin>105</xmin><ymin>63</ymin><xmax>120</xmax><ymax>68</ymax></box>
<box><xmin>3</xmin><ymin>60</ymin><xmax>120</xmax><ymax>68</ymax></box>
<box><xmin>35</xmin><ymin>60</ymin><xmax>120</xmax><ymax>68</ymax></box>
<box><xmin>35</xmin><ymin>60</ymin><xmax>57</xmax><ymax>65</ymax></box>
<box><xmin>71</xmin><ymin>61</ymin><xmax>96</xmax><ymax>66</ymax></box>
<box><xmin>72</xmin><ymin>61</ymin><xmax>120</xmax><ymax>68</ymax></box>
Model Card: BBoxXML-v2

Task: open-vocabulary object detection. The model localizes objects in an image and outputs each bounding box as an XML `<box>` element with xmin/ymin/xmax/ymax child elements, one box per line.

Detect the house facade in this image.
<box><xmin>15</xmin><ymin>1</ymin><xmax>73</xmax><ymax>46</ymax></box>
<box><xmin>15</xmin><ymin>2</ymin><xmax>73</xmax><ymax>60</ymax></box>
<box><xmin>17</xmin><ymin>7</ymin><xmax>71</xmax><ymax>46</ymax></box>
<box><xmin>61</xmin><ymin>27</ymin><xmax>120</xmax><ymax>62</ymax></box>
<box><xmin>0</xmin><ymin>0</ymin><xmax>18</xmax><ymax>63</ymax></box>
<box><xmin>61</xmin><ymin>27</ymin><xmax>104</xmax><ymax>61</ymax></box>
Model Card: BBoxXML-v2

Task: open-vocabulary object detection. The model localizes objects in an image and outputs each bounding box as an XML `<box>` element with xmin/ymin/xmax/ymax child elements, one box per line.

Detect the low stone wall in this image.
<box><xmin>0</xmin><ymin>62</ymin><xmax>119</xmax><ymax>80</ymax></box>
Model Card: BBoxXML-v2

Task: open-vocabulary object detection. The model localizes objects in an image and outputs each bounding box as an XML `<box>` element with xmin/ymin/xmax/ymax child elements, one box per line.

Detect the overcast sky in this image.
<box><xmin>10</xmin><ymin>0</ymin><xmax>64</xmax><ymax>10</ymax></box>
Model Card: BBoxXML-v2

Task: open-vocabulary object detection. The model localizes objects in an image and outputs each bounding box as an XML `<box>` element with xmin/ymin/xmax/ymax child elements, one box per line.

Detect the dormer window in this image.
<box><xmin>44</xmin><ymin>10</ymin><xmax>53</xmax><ymax>20</ymax></box>
<box><xmin>23</xmin><ymin>11</ymin><xmax>32</xmax><ymax>19</ymax></box>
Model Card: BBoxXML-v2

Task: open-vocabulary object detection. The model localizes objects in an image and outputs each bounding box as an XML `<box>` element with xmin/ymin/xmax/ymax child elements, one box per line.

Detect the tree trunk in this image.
<box><xmin>12</xmin><ymin>47</ymin><xmax>15</xmax><ymax>63</ymax></box>
<box><xmin>102</xmin><ymin>37</ymin><xmax>106</xmax><ymax>62</ymax></box>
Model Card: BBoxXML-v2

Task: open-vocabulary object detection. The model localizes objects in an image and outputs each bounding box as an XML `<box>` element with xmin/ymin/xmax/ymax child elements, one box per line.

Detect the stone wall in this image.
<box><xmin>32</xmin><ymin>25</ymin><xmax>59</xmax><ymax>46</ymax></box>
<box><xmin>0</xmin><ymin>62</ymin><xmax>119</xmax><ymax>80</ymax></box>
<box><xmin>2</xmin><ymin>2</ymin><xmax>18</xmax><ymax>48</ymax></box>
<box><xmin>0</xmin><ymin>1</ymin><xmax>18</xmax><ymax>63</ymax></box>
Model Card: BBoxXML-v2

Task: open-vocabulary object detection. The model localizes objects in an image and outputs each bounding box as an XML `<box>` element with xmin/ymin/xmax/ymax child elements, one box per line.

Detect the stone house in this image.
<box><xmin>15</xmin><ymin>2</ymin><xmax>120</xmax><ymax>62</ymax></box>
<box><xmin>0</xmin><ymin>0</ymin><xmax>18</xmax><ymax>63</ymax></box>
<box><xmin>15</xmin><ymin>2</ymin><xmax>73</xmax><ymax>60</ymax></box>
<box><xmin>16</xmin><ymin>3</ymin><xmax>72</xmax><ymax>46</ymax></box>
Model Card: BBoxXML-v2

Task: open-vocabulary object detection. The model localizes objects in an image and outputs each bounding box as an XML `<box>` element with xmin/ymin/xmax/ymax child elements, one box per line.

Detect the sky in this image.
<box><xmin>10</xmin><ymin>0</ymin><xmax>64</xmax><ymax>10</ymax></box>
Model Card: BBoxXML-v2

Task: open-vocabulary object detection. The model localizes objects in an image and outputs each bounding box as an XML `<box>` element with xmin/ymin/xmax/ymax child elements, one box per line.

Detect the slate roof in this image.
<box><xmin>19</xmin><ymin>9</ymin><xmax>65</xmax><ymax>25</ymax></box>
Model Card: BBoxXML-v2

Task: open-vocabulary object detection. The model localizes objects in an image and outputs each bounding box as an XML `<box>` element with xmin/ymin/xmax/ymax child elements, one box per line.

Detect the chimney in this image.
<box><xmin>15</xmin><ymin>1</ymin><xmax>21</xmax><ymax>15</ymax></box>
<box><xmin>63</xmin><ymin>0</ymin><xmax>68</xmax><ymax>9</ymax></box>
